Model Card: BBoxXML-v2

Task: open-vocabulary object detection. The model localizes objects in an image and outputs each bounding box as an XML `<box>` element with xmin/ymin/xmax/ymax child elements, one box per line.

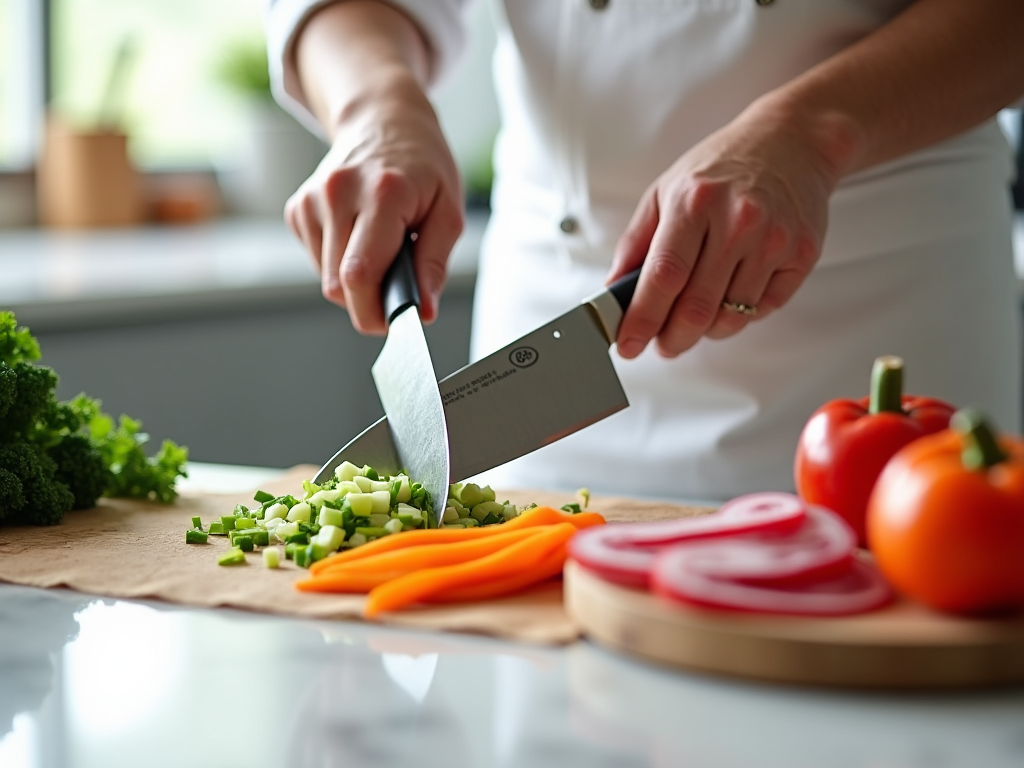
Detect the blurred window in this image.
<box><xmin>50</xmin><ymin>0</ymin><xmax>267</xmax><ymax>169</ymax></box>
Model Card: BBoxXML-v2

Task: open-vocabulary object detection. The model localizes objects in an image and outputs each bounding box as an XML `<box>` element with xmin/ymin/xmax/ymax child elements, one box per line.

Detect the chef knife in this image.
<box><xmin>314</xmin><ymin>268</ymin><xmax>640</xmax><ymax>487</ymax></box>
<box><xmin>369</xmin><ymin>233</ymin><xmax>450</xmax><ymax>524</ymax></box>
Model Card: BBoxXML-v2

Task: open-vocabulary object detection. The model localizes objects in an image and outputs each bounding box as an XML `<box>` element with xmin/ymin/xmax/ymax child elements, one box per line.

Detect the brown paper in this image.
<box><xmin>0</xmin><ymin>466</ymin><xmax>712</xmax><ymax>645</ymax></box>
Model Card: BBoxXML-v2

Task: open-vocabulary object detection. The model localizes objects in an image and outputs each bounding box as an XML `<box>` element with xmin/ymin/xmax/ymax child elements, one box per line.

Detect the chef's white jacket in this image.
<box><xmin>268</xmin><ymin>0</ymin><xmax>1021</xmax><ymax>502</ymax></box>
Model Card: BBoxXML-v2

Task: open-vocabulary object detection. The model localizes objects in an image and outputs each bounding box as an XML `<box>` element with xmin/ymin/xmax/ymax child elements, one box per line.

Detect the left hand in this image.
<box><xmin>606</xmin><ymin>97</ymin><xmax>850</xmax><ymax>359</ymax></box>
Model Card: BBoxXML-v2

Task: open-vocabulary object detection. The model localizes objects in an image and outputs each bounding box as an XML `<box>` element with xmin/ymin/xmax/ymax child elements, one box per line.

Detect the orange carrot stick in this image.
<box><xmin>295</xmin><ymin>570</ymin><xmax>404</xmax><ymax>593</ymax></box>
<box><xmin>308</xmin><ymin>527</ymin><xmax>548</xmax><ymax>579</ymax></box>
<box><xmin>363</xmin><ymin>522</ymin><xmax>578</xmax><ymax>618</ymax></box>
<box><xmin>428</xmin><ymin>545</ymin><xmax>568</xmax><ymax>604</ymax></box>
<box><xmin>308</xmin><ymin>507</ymin><xmax>604</xmax><ymax>576</ymax></box>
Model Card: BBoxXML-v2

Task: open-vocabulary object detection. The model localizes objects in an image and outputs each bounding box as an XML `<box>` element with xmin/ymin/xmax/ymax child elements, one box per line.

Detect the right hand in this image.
<box><xmin>285</xmin><ymin>80</ymin><xmax>464</xmax><ymax>335</ymax></box>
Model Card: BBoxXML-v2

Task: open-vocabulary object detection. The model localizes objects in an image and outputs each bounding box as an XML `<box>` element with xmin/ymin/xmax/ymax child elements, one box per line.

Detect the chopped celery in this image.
<box><xmin>347</xmin><ymin>492</ymin><xmax>373</xmax><ymax>516</ymax></box>
<box><xmin>274</xmin><ymin>521</ymin><xmax>300</xmax><ymax>542</ymax></box>
<box><xmin>185</xmin><ymin>529</ymin><xmax>209</xmax><ymax>544</ymax></box>
<box><xmin>251</xmin><ymin>530</ymin><xmax>270</xmax><ymax>547</ymax></box>
<box><xmin>263</xmin><ymin>547</ymin><xmax>280</xmax><ymax>569</ymax></box>
<box><xmin>294</xmin><ymin>546</ymin><xmax>313</xmax><ymax>568</ymax></box>
<box><xmin>384</xmin><ymin>518</ymin><xmax>403</xmax><ymax>534</ymax></box>
<box><xmin>348</xmin><ymin>532</ymin><xmax>368</xmax><ymax>547</ymax></box>
<box><xmin>335</xmin><ymin>461</ymin><xmax>362</xmax><ymax>483</ymax></box>
<box><xmin>502</xmin><ymin>504</ymin><xmax>519</xmax><ymax>521</ymax></box>
<box><xmin>264</xmin><ymin>503</ymin><xmax>289</xmax><ymax>522</ymax></box>
<box><xmin>286</xmin><ymin>502</ymin><xmax>312</xmax><ymax>523</ymax></box>
<box><xmin>442</xmin><ymin>506</ymin><xmax>459</xmax><ymax>523</ymax></box>
<box><xmin>235</xmin><ymin>517</ymin><xmax>256</xmax><ymax>531</ymax></box>
<box><xmin>191</xmin><ymin>516</ymin><xmax>203</xmax><ymax>530</ymax></box>
<box><xmin>235</xmin><ymin>535</ymin><xmax>255</xmax><ymax>552</ymax></box>
<box><xmin>315</xmin><ymin>525</ymin><xmax>346</xmax><ymax>552</ymax></box>
<box><xmin>394</xmin><ymin>475</ymin><xmax>411</xmax><ymax>503</ymax></box>
<box><xmin>368</xmin><ymin>512</ymin><xmax>391</xmax><ymax>528</ymax></box>
<box><xmin>310</xmin><ymin>542</ymin><xmax>332</xmax><ymax>562</ymax></box>
<box><xmin>352</xmin><ymin>475</ymin><xmax>373</xmax><ymax>492</ymax></box>
<box><xmin>285</xmin><ymin>542</ymin><xmax>304</xmax><ymax>560</ymax></box>
<box><xmin>220</xmin><ymin>515</ymin><xmax>237</xmax><ymax>531</ymax></box>
<box><xmin>480</xmin><ymin>485</ymin><xmax>496</xmax><ymax>503</ymax></box>
<box><xmin>355</xmin><ymin>526</ymin><xmax>389</xmax><ymax>538</ymax></box>
<box><xmin>471</xmin><ymin>501</ymin><xmax>504</xmax><ymax>522</ymax></box>
<box><xmin>218</xmin><ymin>547</ymin><xmax>246</xmax><ymax>566</ymax></box>
<box><xmin>362</xmin><ymin>466</ymin><xmax>379</xmax><ymax>481</ymax></box>
<box><xmin>285</xmin><ymin>532</ymin><xmax>309</xmax><ymax>546</ymax></box>
<box><xmin>481</xmin><ymin>512</ymin><xmax>501</xmax><ymax>526</ymax></box>
<box><xmin>337</xmin><ymin>480</ymin><xmax>362</xmax><ymax>496</ymax></box>
<box><xmin>254</xmin><ymin>490</ymin><xmax>275</xmax><ymax>504</ymax></box>
<box><xmin>369</xmin><ymin>479</ymin><xmax>391</xmax><ymax>493</ymax></box>
<box><xmin>208</xmin><ymin>521</ymin><xmax>227</xmax><ymax>535</ymax></box>
<box><xmin>318</xmin><ymin>507</ymin><xmax>345</xmax><ymax>528</ymax></box>
<box><xmin>457</xmin><ymin>483</ymin><xmax>483</xmax><ymax>508</ymax></box>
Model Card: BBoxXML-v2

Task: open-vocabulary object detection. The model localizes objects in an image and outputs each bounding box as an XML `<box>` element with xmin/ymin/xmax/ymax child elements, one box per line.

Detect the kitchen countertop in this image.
<box><xmin>2</xmin><ymin>464</ymin><xmax>1024</xmax><ymax>768</ymax></box>
<box><xmin>0</xmin><ymin>212</ymin><xmax>487</xmax><ymax>331</ymax></box>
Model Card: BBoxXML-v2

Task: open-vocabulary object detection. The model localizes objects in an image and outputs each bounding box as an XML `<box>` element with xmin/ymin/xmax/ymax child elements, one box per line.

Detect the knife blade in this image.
<box><xmin>369</xmin><ymin>233</ymin><xmax>450</xmax><ymax>522</ymax></box>
<box><xmin>314</xmin><ymin>268</ymin><xmax>640</xmax><ymax>488</ymax></box>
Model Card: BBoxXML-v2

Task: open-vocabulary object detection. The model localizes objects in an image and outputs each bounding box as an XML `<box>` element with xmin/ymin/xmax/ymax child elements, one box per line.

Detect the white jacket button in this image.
<box><xmin>755</xmin><ymin>0</ymin><xmax>775</xmax><ymax>6</ymax></box>
<box><xmin>559</xmin><ymin>216</ymin><xmax>579</xmax><ymax>234</ymax></box>
<box><xmin>589</xmin><ymin>0</ymin><xmax>609</xmax><ymax>10</ymax></box>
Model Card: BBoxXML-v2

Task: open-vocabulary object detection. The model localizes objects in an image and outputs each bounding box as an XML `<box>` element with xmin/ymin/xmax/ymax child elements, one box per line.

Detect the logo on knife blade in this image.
<box><xmin>509</xmin><ymin>347</ymin><xmax>538</xmax><ymax>369</ymax></box>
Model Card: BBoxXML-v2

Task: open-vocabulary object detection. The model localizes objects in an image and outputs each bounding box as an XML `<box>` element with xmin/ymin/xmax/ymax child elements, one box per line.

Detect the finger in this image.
<box><xmin>321</xmin><ymin>199</ymin><xmax>355</xmax><ymax>309</ymax></box>
<box><xmin>608</xmin><ymin>186</ymin><xmax>659</xmax><ymax>284</ymax></box>
<box><xmin>704</xmin><ymin>225</ymin><xmax>787</xmax><ymax>340</ymax></box>
<box><xmin>340</xmin><ymin>205</ymin><xmax>409</xmax><ymax>335</ymax></box>
<box><xmin>411</xmin><ymin>190</ymin><xmax>464</xmax><ymax>323</ymax></box>
<box><xmin>652</xmin><ymin>218</ymin><xmax>738</xmax><ymax>357</ymax></box>
<box><xmin>285</xmin><ymin>192</ymin><xmax>323</xmax><ymax>276</ymax></box>
<box><xmin>615</xmin><ymin>201</ymin><xmax>707</xmax><ymax>360</ymax></box>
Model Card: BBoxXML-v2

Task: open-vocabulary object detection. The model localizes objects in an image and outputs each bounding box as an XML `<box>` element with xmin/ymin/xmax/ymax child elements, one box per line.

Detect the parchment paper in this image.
<box><xmin>0</xmin><ymin>465</ymin><xmax>712</xmax><ymax>645</ymax></box>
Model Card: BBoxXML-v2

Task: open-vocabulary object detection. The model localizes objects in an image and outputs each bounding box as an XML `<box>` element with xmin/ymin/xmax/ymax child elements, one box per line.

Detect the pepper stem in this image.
<box><xmin>868</xmin><ymin>355</ymin><xmax>905</xmax><ymax>415</ymax></box>
<box><xmin>951</xmin><ymin>408</ymin><xmax>1008</xmax><ymax>471</ymax></box>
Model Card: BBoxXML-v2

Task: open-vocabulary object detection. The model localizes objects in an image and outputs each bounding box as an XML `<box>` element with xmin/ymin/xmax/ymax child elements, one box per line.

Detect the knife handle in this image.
<box><xmin>382</xmin><ymin>232</ymin><xmax>420</xmax><ymax>324</ymax></box>
<box><xmin>608</xmin><ymin>267</ymin><xmax>641</xmax><ymax>311</ymax></box>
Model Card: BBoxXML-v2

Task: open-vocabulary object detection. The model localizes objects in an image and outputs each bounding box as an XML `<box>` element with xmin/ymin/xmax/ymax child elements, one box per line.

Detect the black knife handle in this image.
<box><xmin>608</xmin><ymin>267</ymin><xmax>641</xmax><ymax>311</ymax></box>
<box><xmin>382</xmin><ymin>233</ymin><xmax>420</xmax><ymax>324</ymax></box>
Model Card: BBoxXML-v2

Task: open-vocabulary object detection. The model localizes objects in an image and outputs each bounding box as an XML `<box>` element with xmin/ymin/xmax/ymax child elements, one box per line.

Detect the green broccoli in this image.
<box><xmin>47</xmin><ymin>433</ymin><xmax>111</xmax><ymax>510</ymax></box>
<box><xmin>0</xmin><ymin>311</ymin><xmax>188</xmax><ymax>525</ymax></box>
<box><xmin>0</xmin><ymin>443</ymin><xmax>74</xmax><ymax>526</ymax></box>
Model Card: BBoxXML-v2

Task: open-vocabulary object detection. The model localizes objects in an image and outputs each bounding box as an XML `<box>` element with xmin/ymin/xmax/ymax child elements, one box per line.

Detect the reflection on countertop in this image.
<box><xmin>2</xmin><ymin>580</ymin><xmax>1024</xmax><ymax>768</ymax></box>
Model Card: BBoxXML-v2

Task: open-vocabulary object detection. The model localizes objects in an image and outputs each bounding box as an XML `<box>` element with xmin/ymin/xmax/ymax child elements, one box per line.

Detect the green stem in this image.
<box><xmin>868</xmin><ymin>356</ymin><xmax>905</xmax><ymax>415</ymax></box>
<box><xmin>951</xmin><ymin>408</ymin><xmax>1008</xmax><ymax>471</ymax></box>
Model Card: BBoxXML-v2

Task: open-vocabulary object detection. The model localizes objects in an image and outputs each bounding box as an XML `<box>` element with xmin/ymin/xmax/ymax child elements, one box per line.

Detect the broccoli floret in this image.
<box><xmin>0</xmin><ymin>362</ymin><xmax>59</xmax><ymax>440</ymax></box>
<box><xmin>0</xmin><ymin>363</ymin><xmax>15</xmax><ymax>421</ymax></box>
<box><xmin>0</xmin><ymin>312</ymin><xmax>41</xmax><ymax>366</ymax></box>
<box><xmin>0</xmin><ymin>443</ymin><xmax>74</xmax><ymax>526</ymax></box>
<box><xmin>47</xmin><ymin>434</ymin><xmax>110</xmax><ymax>510</ymax></box>
<box><xmin>0</xmin><ymin>467</ymin><xmax>25</xmax><ymax>517</ymax></box>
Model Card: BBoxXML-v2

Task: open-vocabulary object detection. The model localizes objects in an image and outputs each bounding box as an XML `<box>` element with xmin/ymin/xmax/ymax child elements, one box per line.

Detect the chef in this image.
<box><xmin>267</xmin><ymin>0</ymin><xmax>1024</xmax><ymax>501</ymax></box>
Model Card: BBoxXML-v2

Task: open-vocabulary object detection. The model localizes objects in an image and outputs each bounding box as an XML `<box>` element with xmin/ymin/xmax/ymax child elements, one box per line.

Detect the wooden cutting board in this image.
<box><xmin>564</xmin><ymin>560</ymin><xmax>1024</xmax><ymax>689</ymax></box>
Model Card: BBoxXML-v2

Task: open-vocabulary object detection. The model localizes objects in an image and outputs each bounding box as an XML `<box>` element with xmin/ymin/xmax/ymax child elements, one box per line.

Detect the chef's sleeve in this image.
<box><xmin>266</xmin><ymin>0</ymin><xmax>471</xmax><ymax>137</ymax></box>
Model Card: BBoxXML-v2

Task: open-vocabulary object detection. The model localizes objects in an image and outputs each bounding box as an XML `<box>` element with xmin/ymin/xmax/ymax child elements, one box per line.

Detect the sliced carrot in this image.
<box><xmin>309</xmin><ymin>526</ymin><xmax>548</xmax><ymax>579</ymax></box>
<box><xmin>307</xmin><ymin>507</ymin><xmax>604</xmax><ymax>576</ymax></box>
<box><xmin>428</xmin><ymin>545</ymin><xmax>567</xmax><ymax>604</ymax></box>
<box><xmin>363</xmin><ymin>522</ymin><xmax>578</xmax><ymax>618</ymax></box>
<box><xmin>295</xmin><ymin>570</ymin><xmax>404</xmax><ymax>593</ymax></box>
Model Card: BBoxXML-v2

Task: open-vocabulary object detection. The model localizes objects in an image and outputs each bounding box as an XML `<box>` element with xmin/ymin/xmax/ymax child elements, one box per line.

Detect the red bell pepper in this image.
<box><xmin>794</xmin><ymin>356</ymin><xmax>955</xmax><ymax>547</ymax></box>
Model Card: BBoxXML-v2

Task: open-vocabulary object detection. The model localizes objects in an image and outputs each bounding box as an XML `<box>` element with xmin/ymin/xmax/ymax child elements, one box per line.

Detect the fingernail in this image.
<box><xmin>618</xmin><ymin>337</ymin><xmax>645</xmax><ymax>359</ymax></box>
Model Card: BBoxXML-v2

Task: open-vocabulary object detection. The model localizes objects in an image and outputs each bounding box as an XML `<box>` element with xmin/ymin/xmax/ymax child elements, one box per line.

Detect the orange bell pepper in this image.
<box><xmin>867</xmin><ymin>409</ymin><xmax>1024</xmax><ymax>614</ymax></box>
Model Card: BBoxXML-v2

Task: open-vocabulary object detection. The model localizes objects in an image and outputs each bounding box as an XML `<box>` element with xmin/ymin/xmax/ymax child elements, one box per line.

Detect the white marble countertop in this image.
<box><xmin>2</xmin><ymin>463</ymin><xmax>1024</xmax><ymax>768</ymax></box>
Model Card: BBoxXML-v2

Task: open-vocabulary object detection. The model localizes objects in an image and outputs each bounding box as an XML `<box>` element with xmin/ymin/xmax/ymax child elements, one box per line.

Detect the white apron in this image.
<box><xmin>267</xmin><ymin>0</ymin><xmax>1021</xmax><ymax>502</ymax></box>
<box><xmin>469</xmin><ymin>0</ymin><xmax>1021</xmax><ymax>501</ymax></box>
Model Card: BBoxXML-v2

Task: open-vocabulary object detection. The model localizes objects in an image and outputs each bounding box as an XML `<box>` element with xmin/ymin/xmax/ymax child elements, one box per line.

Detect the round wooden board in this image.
<box><xmin>564</xmin><ymin>559</ymin><xmax>1024</xmax><ymax>689</ymax></box>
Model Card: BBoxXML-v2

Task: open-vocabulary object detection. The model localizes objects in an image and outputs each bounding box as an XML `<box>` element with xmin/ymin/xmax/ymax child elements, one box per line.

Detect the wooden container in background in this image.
<box><xmin>38</xmin><ymin>116</ymin><xmax>144</xmax><ymax>228</ymax></box>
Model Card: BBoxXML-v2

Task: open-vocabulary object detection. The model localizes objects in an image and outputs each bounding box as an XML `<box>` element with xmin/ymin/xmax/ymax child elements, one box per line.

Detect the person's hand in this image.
<box><xmin>285</xmin><ymin>80</ymin><xmax>464</xmax><ymax>334</ymax></box>
<box><xmin>606</xmin><ymin>99</ymin><xmax>851</xmax><ymax>359</ymax></box>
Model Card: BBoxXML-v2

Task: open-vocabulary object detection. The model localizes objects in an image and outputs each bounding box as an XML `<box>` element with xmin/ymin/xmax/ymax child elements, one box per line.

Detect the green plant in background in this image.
<box><xmin>216</xmin><ymin>37</ymin><xmax>272</xmax><ymax>99</ymax></box>
<box><xmin>0</xmin><ymin>312</ymin><xmax>188</xmax><ymax>526</ymax></box>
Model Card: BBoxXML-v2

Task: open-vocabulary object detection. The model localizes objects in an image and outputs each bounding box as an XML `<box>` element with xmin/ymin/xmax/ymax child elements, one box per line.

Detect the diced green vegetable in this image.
<box><xmin>561</xmin><ymin>503</ymin><xmax>582</xmax><ymax>514</ymax></box>
<box><xmin>347</xmin><ymin>492</ymin><xmax>373</xmax><ymax>516</ymax></box>
<box><xmin>235</xmin><ymin>517</ymin><xmax>256</xmax><ymax>530</ymax></box>
<box><xmin>384</xmin><ymin>518</ymin><xmax>404</xmax><ymax>534</ymax></box>
<box><xmin>318</xmin><ymin>507</ymin><xmax>344</xmax><ymax>528</ymax></box>
<box><xmin>235</xmin><ymin>535</ymin><xmax>254</xmax><ymax>552</ymax></box>
<box><xmin>480</xmin><ymin>485</ymin><xmax>496</xmax><ymax>503</ymax></box>
<box><xmin>220</xmin><ymin>515</ymin><xmax>237</xmax><ymax>531</ymax></box>
<box><xmin>353</xmin><ymin>475</ymin><xmax>373</xmax><ymax>493</ymax></box>
<box><xmin>185</xmin><ymin>529</ymin><xmax>209</xmax><ymax>544</ymax></box>
<box><xmin>190</xmin><ymin>516</ymin><xmax>203</xmax><ymax>530</ymax></box>
<box><xmin>263</xmin><ymin>547</ymin><xmax>280</xmax><ymax>569</ymax></box>
<box><xmin>286</xmin><ymin>501</ymin><xmax>312</xmax><ymax>523</ymax></box>
<box><xmin>335</xmin><ymin>461</ymin><xmax>362</xmax><ymax>483</ymax></box>
<box><xmin>254</xmin><ymin>490</ymin><xmax>275</xmax><ymax>504</ymax></box>
<box><xmin>286</xmin><ymin>532</ymin><xmax>309</xmax><ymax>546</ymax></box>
<box><xmin>251</xmin><ymin>530</ymin><xmax>270</xmax><ymax>547</ymax></box>
<box><xmin>218</xmin><ymin>547</ymin><xmax>246</xmax><ymax>566</ymax></box>
<box><xmin>208</xmin><ymin>521</ymin><xmax>226</xmax><ymax>535</ymax></box>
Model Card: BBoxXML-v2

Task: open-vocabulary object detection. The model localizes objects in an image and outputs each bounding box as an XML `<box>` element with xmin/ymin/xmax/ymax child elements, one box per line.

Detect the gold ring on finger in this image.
<box><xmin>721</xmin><ymin>300</ymin><xmax>758</xmax><ymax>317</ymax></box>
